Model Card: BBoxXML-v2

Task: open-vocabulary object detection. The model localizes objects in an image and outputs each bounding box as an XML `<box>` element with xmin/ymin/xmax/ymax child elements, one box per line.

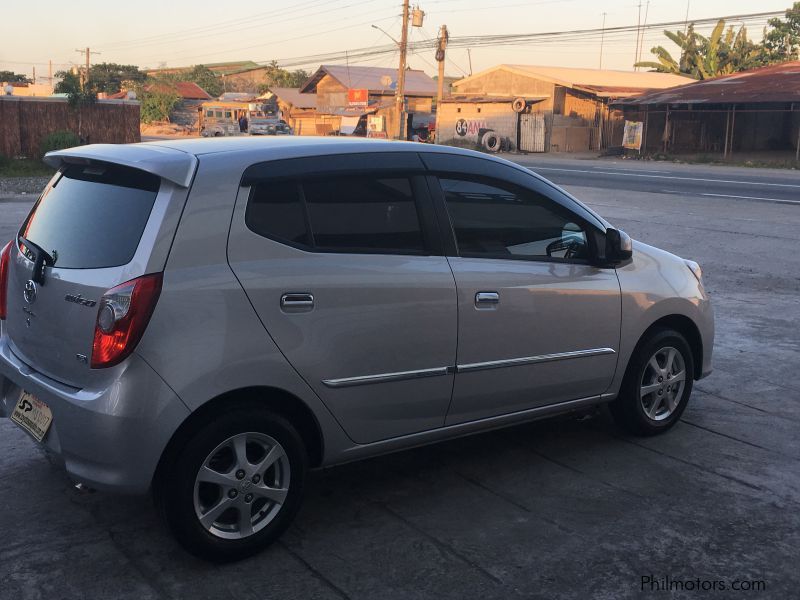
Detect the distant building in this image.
<box><xmin>110</xmin><ymin>81</ymin><xmax>211</xmax><ymax>129</ymax></box>
<box><xmin>260</xmin><ymin>87</ymin><xmax>318</xmax><ymax>134</ymax></box>
<box><xmin>612</xmin><ymin>61</ymin><xmax>800</xmax><ymax>158</ymax></box>
<box><xmin>439</xmin><ymin>64</ymin><xmax>689</xmax><ymax>152</ymax></box>
<box><xmin>1</xmin><ymin>82</ymin><xmax>54</xmax><ymax>97</ymax></box>
<box><xmin>297</xmin><ymin>64</ymin><xmax>436</xmax><ymax>137</ymax></box>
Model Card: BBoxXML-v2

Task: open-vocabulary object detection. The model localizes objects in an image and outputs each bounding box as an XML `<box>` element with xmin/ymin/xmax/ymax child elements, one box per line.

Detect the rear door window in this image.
<box><xmin>20</xmin><ymin>163</ymin><xmax>160</xmax><ymax>269</ymax></box>
<box><xmin>246</xmin><ymin>175</ymin><xmax>427</xmax><ymax>255</ymax></box>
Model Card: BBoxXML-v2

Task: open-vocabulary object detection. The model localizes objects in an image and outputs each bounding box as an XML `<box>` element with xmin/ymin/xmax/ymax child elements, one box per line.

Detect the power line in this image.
<box><xmin>97</xmin><ymin>0</ymin><xmax>361</xmax><ymax>50</ymax></box>
<box><xmin>265</xmin><ymin>10</ymin><xmax>782</xmax><ymax>69</ymax></box>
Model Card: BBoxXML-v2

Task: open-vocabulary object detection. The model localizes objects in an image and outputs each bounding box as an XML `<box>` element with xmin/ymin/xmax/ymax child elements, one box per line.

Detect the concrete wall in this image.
<box><xmin>438</xmin><ymin>101</ymin><xmax>518</xmax><ymax>147</ymax></box>
<box><xmin>453</xmin><ymin>70</ymin><xmax>556</xmax><ymax>111</ymax></box>
<box><xmin>448</xmin><ymin>70</ymin><xmax>607</xmax><ymax>152</ymax></box>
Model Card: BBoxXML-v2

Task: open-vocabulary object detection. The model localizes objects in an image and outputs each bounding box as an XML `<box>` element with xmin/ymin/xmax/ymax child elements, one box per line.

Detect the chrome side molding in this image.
<box><xmin>457</xmin><ymin>347</ymin><xmax>615</xmax><ymax>373</ymax></box>
<box><xmin>322</xmin><ymin>348</ymin><xmax>615</xmax><ymax>388</ymax></box>
<box><xmin>323</xmin><ymin>366</ymin><xmax>450</xmax><ymax>388</ymax></box>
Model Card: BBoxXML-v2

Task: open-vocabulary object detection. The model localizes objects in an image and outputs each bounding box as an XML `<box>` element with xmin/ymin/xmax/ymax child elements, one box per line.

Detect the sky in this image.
<box><xmin>1</xmin><ymin>0</ymin><xmax>794</xmax><ymax>82</ymax></box>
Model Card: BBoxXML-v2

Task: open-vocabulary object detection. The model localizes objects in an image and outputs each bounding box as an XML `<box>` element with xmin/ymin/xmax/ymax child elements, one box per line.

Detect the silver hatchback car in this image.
<box><xmin>0</xmin><ymin>138</ymin><xmax>713</xmax><ymax>561</ymax></box>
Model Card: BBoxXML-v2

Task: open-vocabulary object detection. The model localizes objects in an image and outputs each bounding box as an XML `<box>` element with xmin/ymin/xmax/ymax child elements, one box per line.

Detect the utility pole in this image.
<box><xmin>435</xmin><ymin>24</ymin><xmax>448</xmax><ymax>143</ymax></box>
<box><xmin>637</xmin><ymin>1</ymin><xmax>650</xmax><ymax>65</ymax></box>
<box><xmin>32</xmin><ymin>66</ymin><xmax>36</xmax><ymax>84</ymax></box>
<box><xmin>599</xmin><ymin>12</ymin><xmax>607</xmax><ymax>69</ymax></box>
<box><xmin>395</xmin><ymin>0</ymin><xmax>411</xmax><ymax>140</ymax></box>
<box><xmin>75</xmin><ymin>47</ymin><xmax>100</xmax><ymax>90</ymax></box>
<box><xmin>467</xmin><ymin>48</ymin><xmax>473</xmax><ymax>75</ymax></box>
<box><xmin>634</xmin><ymin>2</ymin><xmax>642</xmax><ymax>70</ymax></box>
<box><xmin>48</xmin><ymin>60</ymin><xmax>52</xmax><ymax>85</ymax></box>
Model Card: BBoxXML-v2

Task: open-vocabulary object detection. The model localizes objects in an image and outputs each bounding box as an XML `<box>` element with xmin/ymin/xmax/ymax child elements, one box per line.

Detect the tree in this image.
<box><xmin>260</xmin><ymin>61</ymin><xmax>310</xmax><ymax>91</ymax></box>
<box><xmin>139</xmin><ymin>83</ymin><xmax>180</xmax><ymax>124</ymax></box>
<box><xmin>636</xmin><ymin>20</ymin><xmax>763</xmax><ymax>79</ymax></box>
<box><xmin>53</xmin><ymin>70</ymin><xmax>98</xmax><ymax>106</ymax></box>
<box><xmin>759</xmin><ymin>2</ymin><xmax>800</xmax><ymax>63</ymax></box>
<box><xmin>0</xmin><ymin>70</ymin><xmax>31</xmax><ymax>83</ymax></box>
<box><xmin>159</xmin><ymin>65</ymin><xmax>223</xmax><ymax>97</ymax></box>
<box><xmin>88</xmin><ymin>63</ymin><xmax>146</xmax><ymax>94</ymax></box>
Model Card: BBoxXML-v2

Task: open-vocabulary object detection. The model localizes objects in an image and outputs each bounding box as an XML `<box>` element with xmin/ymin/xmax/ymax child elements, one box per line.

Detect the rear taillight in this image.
<box><xmin>91</xmin><ymin>272</ymin><xmax>162</xmax><ymax>368</ymax></box>
<box><xmin>0</xmin><ymin>241</ymin><xmax>11</xmax><ymax>320</ymax></box>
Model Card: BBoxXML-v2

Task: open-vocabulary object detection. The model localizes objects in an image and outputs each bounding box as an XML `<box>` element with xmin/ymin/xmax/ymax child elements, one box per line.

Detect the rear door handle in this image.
<box><xmin>280</xmin><ymin>293</ymin><xmax>314</xmax><ymax>312</ymax></box>
<box><xmin>475</xmin><ymin>291</ymin><xmax>499</xmax><ymax>308</ymax></box>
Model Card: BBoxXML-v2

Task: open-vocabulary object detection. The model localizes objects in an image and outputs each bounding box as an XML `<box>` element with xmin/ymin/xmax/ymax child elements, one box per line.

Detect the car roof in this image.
<box><xmin>45</xmin><ymin>137</ymin><xmax>514</xmax><ymax>188</ymax></box>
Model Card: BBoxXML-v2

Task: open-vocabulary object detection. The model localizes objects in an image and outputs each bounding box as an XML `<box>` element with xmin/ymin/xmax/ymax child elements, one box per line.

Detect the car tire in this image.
<box><xmin>609</xmin><ymin>328</ymin><xmax>694</xmax><ymax>436</ymax></box>
<box><xmin>158</xmin><ymin>406</ymin><xmax>307</xmax><ymax>562</ymax></box>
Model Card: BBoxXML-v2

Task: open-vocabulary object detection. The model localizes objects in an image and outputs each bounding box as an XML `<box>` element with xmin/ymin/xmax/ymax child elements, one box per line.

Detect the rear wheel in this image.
<box><xmin>609</xmin><ymin>329</ymin><xmax>694</xmax><ymax>436</ymax></box>
<box><xmin>158</xmin><ymin>407</ymin><xmax>307</xmax><ymax>562</ymax></box>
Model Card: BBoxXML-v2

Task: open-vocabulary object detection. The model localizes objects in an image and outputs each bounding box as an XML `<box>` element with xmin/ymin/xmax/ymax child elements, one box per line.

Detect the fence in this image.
<box><xmin>0</xmin><ymin>96</ymin><xmax>140</xmax><ymax>158</ymax></box>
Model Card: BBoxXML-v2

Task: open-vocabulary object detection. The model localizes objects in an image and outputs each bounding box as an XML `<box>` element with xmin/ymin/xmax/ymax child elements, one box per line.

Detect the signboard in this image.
<box><xmin>348</xmin><ymin>88</ymin><xmax>368</xmax><ymax>107</ymax></box>
<box><xmin>368</xmin><ymin>115</ymin><xmax>385</xmax><ymax>133</ymax></box>
<box><xmin>455</xmin><ymin>118</ymin><xmax>488</xmax><ymax>139</ymax></box>
<box><xmin>623</xmin><ymin>120</ymin><xmax>644</xmax><ymax>150</ymax></box>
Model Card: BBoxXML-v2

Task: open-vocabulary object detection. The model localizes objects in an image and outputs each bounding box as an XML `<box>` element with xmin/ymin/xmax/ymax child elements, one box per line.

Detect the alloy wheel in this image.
<box><xmin>193</xmin><ymin>432</ymin><xmax>290</xmax><ymax>540</ymax></box>
<box><xmin>640</xmin><ymin>346</ymin><xmax>687</xmax><ymax>421</ymax></box>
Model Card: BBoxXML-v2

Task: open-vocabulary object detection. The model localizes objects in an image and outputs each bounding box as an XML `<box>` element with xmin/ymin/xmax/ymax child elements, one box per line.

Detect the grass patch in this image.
<box><xmin>0</xmin><ymin>156</ymin><xmax>54</xmax><ymax>178</ymax></box>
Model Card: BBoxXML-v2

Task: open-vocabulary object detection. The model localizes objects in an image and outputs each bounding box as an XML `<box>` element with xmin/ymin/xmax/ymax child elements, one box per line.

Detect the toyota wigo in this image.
<box><xmin>0</xmin><ymin>138</ymin><xmax>713</xmax><ymax>561</ymax></box>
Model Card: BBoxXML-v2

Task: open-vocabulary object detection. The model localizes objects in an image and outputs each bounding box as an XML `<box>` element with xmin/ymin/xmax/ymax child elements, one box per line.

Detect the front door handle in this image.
<box><xmin>475</xmin><ymin>291</ymin><xmax>499</xmax><ymax>308</ymax></box>
<box><xmin>280</xmin><ymin>293</ymin><xmax>314</xmax><ymax>312</ymax></box>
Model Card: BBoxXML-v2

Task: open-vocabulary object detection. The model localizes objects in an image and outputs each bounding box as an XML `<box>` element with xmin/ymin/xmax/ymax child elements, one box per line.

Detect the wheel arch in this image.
<box><xmin>636</xmin><ymin>314</ymin><xmax>704</xmax><ymax>380</ymax></box>
<box><xmin>153</xmin><ymin>386</ymin><xmax>325</xmax><ymax>494</ymax></box>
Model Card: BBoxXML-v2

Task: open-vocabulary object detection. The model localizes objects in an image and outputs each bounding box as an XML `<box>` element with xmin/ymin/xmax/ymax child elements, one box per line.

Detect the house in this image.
<box><xmin>297</xmin><ymin>65</ymin><xmax>437</xmax><ymax>137</ymax></box>
<box><xmin>1</xmin><ymin>82</ymin><xmax>54</xmax><ymax>97</ymax></box>
<box><xmin>611</xmin><ymin>61</ymin><xmax>800</xmax><ymax>159</ymax></box>
<box><xmin>439</xmin><ymin>64</ymin><xmax>690</xmax><ymax>152</ymax></box>
<box><xmin>110</xmin><ymin>81</ymin><xmax>212</xmax><ymax>130</ymax></box>
<box><xmin>260</xmin><ymin>87</ymin><xmax>318</xmax><ymax>135</ymax></box>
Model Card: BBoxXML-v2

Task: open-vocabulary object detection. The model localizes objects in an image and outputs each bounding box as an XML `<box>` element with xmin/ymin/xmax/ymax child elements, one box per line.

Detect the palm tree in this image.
<box><xmin>636</xmin><ymin>20</ymin><xmax>761</xmax><ymax>79</ymax></box>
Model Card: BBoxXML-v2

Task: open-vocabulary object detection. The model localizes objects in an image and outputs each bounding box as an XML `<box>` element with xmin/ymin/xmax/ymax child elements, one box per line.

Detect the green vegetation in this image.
<box><xmin>0</xmin><ymin>156</ymin><xmax>53</xmax><ymax>178</ymax></box>
<box><xmin>139</xmin><ymin>85</ymin><xmax>180</xmax><ymax>123</ymax></box>
<box><xmin>259</xmin><ymin>61</ymin><xmax>310</xmax><ymax>91</ymax></box>
<box><xmin>87</xmin><ymin>63</ymin><xmax>147</xmax><ymax>94</ymax></box>
<box><xmin>0</xmin><ymin>70</ymin><xmax>31</xmax><ymax>83</ymax></box>
<box><xmin>158</xmin><ymin>65</ymin><xmax>224</xmax><ymax>97</ymax></box>
<box><xmin>636</xmin><ymin>3</ymin><xmax>800</xmax><ymax>78</ymax></box>
<box><xmin>39</xmin><ymin>131</ymin><xmax>81</xmax><ymax>158</ymax></box>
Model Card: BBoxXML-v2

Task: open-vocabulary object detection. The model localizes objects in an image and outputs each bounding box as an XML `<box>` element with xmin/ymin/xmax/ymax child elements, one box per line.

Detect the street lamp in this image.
<box><xmin>371</xmin><ymin>24</ymin><xmax>400</xmax><ymax>47</ymax></box>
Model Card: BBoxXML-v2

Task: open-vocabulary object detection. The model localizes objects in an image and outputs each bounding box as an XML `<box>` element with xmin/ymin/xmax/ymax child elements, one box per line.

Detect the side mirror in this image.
<box><xmin>605</xmin><ymin>228</ymin><xmax>633</xmax><ymax>264</ymax></box>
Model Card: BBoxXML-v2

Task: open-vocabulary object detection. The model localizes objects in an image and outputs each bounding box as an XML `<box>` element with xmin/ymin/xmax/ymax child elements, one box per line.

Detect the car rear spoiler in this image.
<box><xmin>43</xmin><ymin>143</ymin><xmax>198</xmax><ymax>188</ymax></box>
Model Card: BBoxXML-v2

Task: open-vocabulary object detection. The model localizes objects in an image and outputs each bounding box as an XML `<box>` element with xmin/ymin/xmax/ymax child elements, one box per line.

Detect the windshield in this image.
<box><xmin>20</xmin><ymin>163</ymin><xmax>160</xmax><ymax>269</ymax></box>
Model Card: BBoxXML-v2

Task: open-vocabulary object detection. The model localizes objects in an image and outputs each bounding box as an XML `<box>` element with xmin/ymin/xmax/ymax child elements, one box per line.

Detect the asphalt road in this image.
<box><xmin>1</xmin><ymin>157</ymin><xmax>798</xmax><ymax>599</ymax></box>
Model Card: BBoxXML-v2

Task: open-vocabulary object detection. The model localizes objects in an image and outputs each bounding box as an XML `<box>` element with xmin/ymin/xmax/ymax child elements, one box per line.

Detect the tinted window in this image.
<box><xmin>20</xmin><ymin>164</ymin><xmax>159</xmax><ymax>269</ymax></box>
<box><xmin>440</xmin><ymin>177</ymin><xmax>588</xmax><ymax>261</ymax></box>
<box><xmin>246</xmin><ymin>181</ymin><xmax>310</xmax><ymax>247</ymax></box>
<box><xmin>303</xmin><ymin>177</ymin><xmax>425</xmax><ymax>253</ymax></box>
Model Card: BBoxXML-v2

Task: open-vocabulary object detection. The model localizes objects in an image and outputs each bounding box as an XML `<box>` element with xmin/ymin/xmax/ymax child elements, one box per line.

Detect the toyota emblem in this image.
<box><xmin>23</xmin><ymin>280</ymin><xmax>37</xmax><ymax>304</ymax></box>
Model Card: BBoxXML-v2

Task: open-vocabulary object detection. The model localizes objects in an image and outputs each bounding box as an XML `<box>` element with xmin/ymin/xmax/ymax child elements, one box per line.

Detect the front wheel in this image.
<box><xmin>609</xmin><ymin>329</ymin><xmax>694</xmax><ymax>436</ymax></box>
<box><xmin>158</xmin><ymin>407</ymin><xmax>307</xmax><ymax>562</ymax></box>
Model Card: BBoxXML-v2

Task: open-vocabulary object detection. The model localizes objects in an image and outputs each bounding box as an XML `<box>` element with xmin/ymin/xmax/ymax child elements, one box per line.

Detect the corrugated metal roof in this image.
<box><xmin>268</xmin><ymin>87</ymin><xmax>317</xmax><ymax>109</ymax></box>
<box><xmin>453</xmin><ymin>64</ymin><xmax>690</xmax><ymax>92</ymax></box>
<box><xmin>614</xmin><ymin>61</ymin><xmax>800</xmax><ymax>105</ymax></box>
<box><xmin>145</xmin><ymin>82</ymin><xmax>211</xmax><ymax>100</ymax></box>
<box><xmin>440</xmin><ymin>95</ymin><xmax>548</xmax><ymax>103</ymax></box>
<box><xmin>300</xmin><ymin>65</ymin><xmax>436</xmax><ymax>96</ymax></box>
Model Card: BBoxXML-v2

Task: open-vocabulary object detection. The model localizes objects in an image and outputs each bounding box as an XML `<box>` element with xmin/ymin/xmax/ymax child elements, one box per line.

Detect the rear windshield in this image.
<box><xmin>20</xmin><ymin>163</ymin><xmax>160</xmax><ymax>269</ymax></box>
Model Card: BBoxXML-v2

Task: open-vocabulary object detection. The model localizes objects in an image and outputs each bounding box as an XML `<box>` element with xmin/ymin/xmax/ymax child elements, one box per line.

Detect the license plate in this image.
<box><xmin>11</xmin><ymin>391</ymin><xmax>53</xmax><ymax>442</ymax></box>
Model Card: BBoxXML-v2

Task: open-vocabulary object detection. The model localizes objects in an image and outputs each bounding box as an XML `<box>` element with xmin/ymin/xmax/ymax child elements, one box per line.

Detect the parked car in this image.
<box><xmin>0</xmin><ymin>138</ymin><xmax>713</xmax><ymax>562</ymax></box>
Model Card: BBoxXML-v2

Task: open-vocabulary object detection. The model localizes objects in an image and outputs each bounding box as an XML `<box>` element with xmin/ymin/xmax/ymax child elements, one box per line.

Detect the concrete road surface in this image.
<box><xmin>0</xmin><ymin>157</ymin><xmax>798</xmax><ymax>599</ymax></box>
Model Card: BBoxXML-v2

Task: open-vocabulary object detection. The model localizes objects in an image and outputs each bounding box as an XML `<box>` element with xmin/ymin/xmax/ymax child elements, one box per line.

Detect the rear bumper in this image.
<box><xmin>0</xmin><ymin>335</ymin><xmax>189</xmax><ymax>494</ymax></box>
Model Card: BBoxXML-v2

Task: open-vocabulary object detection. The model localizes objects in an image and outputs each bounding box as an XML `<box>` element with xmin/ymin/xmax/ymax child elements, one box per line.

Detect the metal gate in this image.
<box><xmin>519</xmin><ymin>113</ymin><xmax>546</xmax><ymax>152</ymax></box>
